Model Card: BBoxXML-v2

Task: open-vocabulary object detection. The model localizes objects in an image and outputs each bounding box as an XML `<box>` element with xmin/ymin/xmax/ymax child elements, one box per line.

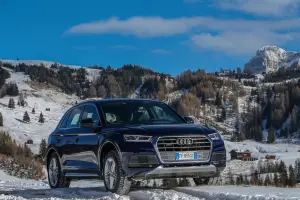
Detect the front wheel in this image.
<box><xmin>47</xmin><ymin>153</ymin><xmax>70</xmax><ymax>188</ymax></box>
<box><xmin>193</xmin><ymin>177</ymin><xmax>210</xmax><ymax>186</ymax></box>
<box><xmin>103</xmin><ymin>150</ymin><xmax>132</xmax><ymax>195</ymax></box>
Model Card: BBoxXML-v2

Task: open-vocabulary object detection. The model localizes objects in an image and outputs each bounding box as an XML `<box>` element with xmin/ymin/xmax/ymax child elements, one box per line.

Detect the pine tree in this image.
<box><xmin>32</xmin><ymin>108</ymin><xmax>35</xmax><ymax>114</ymax></box>
<box><xmin>0</xmin><ymin>112</ymin><xmax>3</xmax><ymax>127</ymax></box>
<box><xmin>23</xmin><ymin>111</ymin><xmax>30</xmax><ymax>123</ymax></box>
<box><xmin>39</xmin><ymin>139</ymin><xmax>47</xmax><ymax>158</ymax></box>
<box><xmin>221</xmin><ymin>107</ymin><xmax>226</xmax><ymax>121</ymax></box>
<box><xmin>215</xmin><ymin>90</ymin><xmax>222</xmax><ymax>107</ymax></box>
<box><xmin>264</xmin><ymin>174</ymin><xmax>271</xmax><ymax>186</ymax></box>
<box><xmin>243</xmin><ymin>175</ymin><xmax>249</xmax><ymax>185</ymax></box>
<box><xmin>280</xmin><ymin>166</ymin><xmax>288</xmax><ymax>187</ymax></box>
<box><xmin>38</xmin><ymin>112</ymin><xmax>45</xmax><ymax>123</ymax></box>
<box><xmin>268</xmin><ymin>126</ymin><xmax>276</xmax><ymax>143</ymax></box>
<box><xmin>274</xmin><ymin>173</ymin><xmax>279</xmax><ymax>187</ymax></box>
<box><xmin>288</xmin><ymin>164</ymin><xmax>296</xmax><ymax>187</ymax></box>
<box><xmin>18</xmin><ymin>93</ymin><xmax>25</xmax><ymax>107</ymax></box>
<box><xmin>8</xmin><ymin>98</ymin><xmax>15</xmax><ymax>109</ymax></box>
<box><xmin>294</xmin><ymin>158</ymin><xmax>300</xmax><ymax>182</ymax></box>
<box><xmin>291</xmin><ymin>106</ymin><xmax>298</xmax><ymax>133</ymax></box>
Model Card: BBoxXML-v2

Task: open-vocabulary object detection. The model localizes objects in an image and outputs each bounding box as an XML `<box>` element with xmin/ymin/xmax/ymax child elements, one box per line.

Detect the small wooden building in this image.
<box><xmin>265</xmin><ymin>155</ymin><xmax>276</xmax><ymax>160</ymax></box>
<box><xmin>230</xmin><ymin>149</ymin><xmax>253</xmax><ymax>161</ymax></box>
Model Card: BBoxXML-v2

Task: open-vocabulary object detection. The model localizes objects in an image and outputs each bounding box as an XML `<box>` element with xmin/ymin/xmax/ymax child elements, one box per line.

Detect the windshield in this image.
<box><xmin>99</xmin><ymin>101</ymin><xmax>185</xmax><ymax>125</ymax></box>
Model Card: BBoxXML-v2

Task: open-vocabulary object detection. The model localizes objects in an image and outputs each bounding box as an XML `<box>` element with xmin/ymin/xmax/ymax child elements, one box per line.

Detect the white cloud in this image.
<box><xmin>65</xmin><ymin>16</ymin><xmax>205</xmax><ymax>38</ymax></box>
<box><xmin>65</xmin><ymin>16</ymin><xmax>300</xmax><ymax>55</ymax></box>
<box><xmin>217</xmin><ymin>0</ymin><xmax>299</xmax><ymax>17</ymax></box>
<box><xmin>65</xmin><ymin>16</ymin><xmax>300</xmax><ymax>38</ymax></box>
<box><xmin>151</xmin><ymin>49</ymin><xmax>171</xmax><ymax>54</ymax></box>
<box><xmin>191</xmin><ymin>31</ymin><xmax>293</xmax><ymax>55</ymax></box>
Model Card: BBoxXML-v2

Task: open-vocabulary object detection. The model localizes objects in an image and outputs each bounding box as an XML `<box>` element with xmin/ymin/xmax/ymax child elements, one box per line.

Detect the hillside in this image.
<box><xmin>1</xmin><ymin>48</ymin><xmax>300</xmax><ymax>198</ymax></box>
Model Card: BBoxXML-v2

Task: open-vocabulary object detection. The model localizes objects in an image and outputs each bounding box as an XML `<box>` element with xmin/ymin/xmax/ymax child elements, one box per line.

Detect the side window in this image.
<box><xmin>59</xmin><ymin>111</ymin><xmax>70</xmax><ymax>128</ymax></box>
<box><xmin>66</xmin><ymin>107</ymin><xmax>83</xmax><ymax>128</ymax></box>
<box><xmin>81</xmin><ymin>105</ymin><xmax>100</xmax><ymax>126</ymax></box>
<box><xmin>132</xmin><ymin>106</ymin><xmax>150</xmax><ymax>122</ymax></box>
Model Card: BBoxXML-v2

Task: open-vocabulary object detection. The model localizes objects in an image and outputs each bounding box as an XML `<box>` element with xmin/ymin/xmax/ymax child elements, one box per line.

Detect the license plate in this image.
<box><xmin>175</xmin><ymin>152</ymin><xmax>197</xmax><ymax>160</ymax></box>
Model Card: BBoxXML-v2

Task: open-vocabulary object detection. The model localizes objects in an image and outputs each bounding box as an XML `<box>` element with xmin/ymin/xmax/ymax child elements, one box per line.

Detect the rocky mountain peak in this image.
<box><xmin>244</xmin><ymin>46</ymin><xmax>300</xmax><ymax>74</ymax></box>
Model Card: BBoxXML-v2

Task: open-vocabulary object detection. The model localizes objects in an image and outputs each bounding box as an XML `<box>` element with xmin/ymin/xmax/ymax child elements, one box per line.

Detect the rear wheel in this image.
<box><xmin>193</xmin><ymin>177</ymin><xmax>210</xmax><ymax>186</ymax></box>
<box><xmin>103</xmin><ymin>150</ymin><xmax>132</xmax><ymax>195</ymax></box>
<box><xmin>47</xmin><ymin>153</ymin><xmax>70</xmax><ymax>188</ymax></box>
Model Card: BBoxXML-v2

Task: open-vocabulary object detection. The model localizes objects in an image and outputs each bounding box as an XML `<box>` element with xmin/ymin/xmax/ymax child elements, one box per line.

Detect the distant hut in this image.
<box><xmin>230</xmin><ymin>149</ymin><xmax>253</xmax><ymax>161</ymax></box>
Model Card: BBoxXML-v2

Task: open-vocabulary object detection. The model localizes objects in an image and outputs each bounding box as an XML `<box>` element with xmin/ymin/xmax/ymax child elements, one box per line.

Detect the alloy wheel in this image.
<box><xmin>104</xmin><ymin>157</ymin><xmax>118</xmax><ymax>190</ymax></box>
<box><xmin>49</xmin><ymin>157</ymin><xmax>59</xmax><ymax>186</ymax></box>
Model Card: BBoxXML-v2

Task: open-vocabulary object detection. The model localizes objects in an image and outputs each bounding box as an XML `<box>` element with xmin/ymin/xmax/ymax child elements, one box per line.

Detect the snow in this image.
<box><xmin>1</xmin><ymin>59</ymin><xmax>102</xmax><ymax>85</ymax></box>
<box><xmin>0</xmin><ymin>68</ymin><xmax>79</xmax><ymax>154</ymax></box>
<box><xmin>2</xmin><ymin>170</ymin><xmax>300</xmax><ymax>200</ymax></box>
<box><xmin>176</xmin><ymin>186</ymin><xmax>300</xmax><ymax>200</ymax></box>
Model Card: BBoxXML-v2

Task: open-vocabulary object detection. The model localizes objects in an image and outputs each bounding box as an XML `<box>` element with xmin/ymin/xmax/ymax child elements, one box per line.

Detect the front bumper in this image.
<box><xmin>140</xmin><ymin>164</ymin><xmax>218</xmax><ymax>179</ymax></box>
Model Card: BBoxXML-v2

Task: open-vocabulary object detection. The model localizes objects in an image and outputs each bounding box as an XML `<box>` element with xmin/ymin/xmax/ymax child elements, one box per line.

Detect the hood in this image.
<box><xmin>120</xmin><ymin>123</ymin><xmax>217</xmax><ymax>136</ymax></box>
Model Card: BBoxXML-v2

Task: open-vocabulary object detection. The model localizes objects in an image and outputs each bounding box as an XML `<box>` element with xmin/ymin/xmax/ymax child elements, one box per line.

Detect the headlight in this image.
<box><xmin>208</xmin><ymin>132</ymin><xmax>221</xmax><ymax>141</ymax></box>
<box><xmin>123</xmin><ymin>135</ymin><xmax>152</xmax><ymax>142</ymax></box>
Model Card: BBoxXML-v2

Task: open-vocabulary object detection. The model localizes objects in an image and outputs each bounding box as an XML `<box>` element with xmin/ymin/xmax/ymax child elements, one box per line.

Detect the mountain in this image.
<box><xmin>244</xmin><ymin>46</ymin><xmax>300</xmax><ymax>74</ymax></box>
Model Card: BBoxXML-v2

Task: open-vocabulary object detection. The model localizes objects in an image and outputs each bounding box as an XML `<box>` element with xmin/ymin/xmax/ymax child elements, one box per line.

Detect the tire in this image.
<box><xmin>47</xmin><ymin>153</ymin><xmax>70</xmax><ymax>188</ymax></box>
<box><xmin>193</xmin><ymin>177</ymin><xmax>210</xmax><ymax>186</ymax></box>
<box><xmin>103</xmin><ymin>150</ymin><xmax>132</xmax><ymax>195</ymax></box>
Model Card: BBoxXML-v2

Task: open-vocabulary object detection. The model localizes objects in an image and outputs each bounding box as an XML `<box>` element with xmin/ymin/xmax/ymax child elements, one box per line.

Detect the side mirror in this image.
<box><xmin>183</xmin><ymin>116</ymin><xmax>194</xmax><ymax>124</ymax></box>
<box><xmin>80</xmin><ymin>118</ymin><xmax>95</xmax><ymax>128</ymax></box>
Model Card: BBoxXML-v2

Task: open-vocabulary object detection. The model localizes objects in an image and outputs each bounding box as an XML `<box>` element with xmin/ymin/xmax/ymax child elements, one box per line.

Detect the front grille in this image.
<box><xmin>156</xmin><ymin>136</ymin><xmax>212</xmax><ymax>163</ymax></box>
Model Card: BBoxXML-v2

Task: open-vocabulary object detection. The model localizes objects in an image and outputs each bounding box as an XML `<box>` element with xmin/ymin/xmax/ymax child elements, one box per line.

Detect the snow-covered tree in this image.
<box><xmin>0</xmin><ymin>112</ymin><xmax>3</xmax><ymax>126</ymax></box>
<box><xmin>38</xmin><ymin>112</ymin><xmax>45</xmax><ymax>123</ymax></box>
<box><xmin>23</xmin><ymin>111</ymin><xmax>30</xmax><ymax>123</ymax></box>
<box><xmin>39</xmin><ymin>139</ymin><xmax>47</xmax><ymax>158</ymax></box>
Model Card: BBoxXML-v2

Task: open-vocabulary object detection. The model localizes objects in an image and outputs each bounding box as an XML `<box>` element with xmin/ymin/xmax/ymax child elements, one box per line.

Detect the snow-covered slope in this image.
<box><xmin>0</xmin><ymin>59</ymin><xmax>102</xmax><ymax>82</ymax></box>
<box><xmin>244</xmin><ymin>46</ymin><xmax>300</xmax><ymax>74</ymax></box>
<box><xmin>0</xmin><ymin>67</ymin><xmax>79</xmax><ymax>154</ymax></box>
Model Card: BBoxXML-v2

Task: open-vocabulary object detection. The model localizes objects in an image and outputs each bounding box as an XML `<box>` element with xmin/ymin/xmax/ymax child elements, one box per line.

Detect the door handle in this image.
<box><xmin>75</xmin><ymin>137</ymin><xmax>79</xmax><ymax>143</ymax></box>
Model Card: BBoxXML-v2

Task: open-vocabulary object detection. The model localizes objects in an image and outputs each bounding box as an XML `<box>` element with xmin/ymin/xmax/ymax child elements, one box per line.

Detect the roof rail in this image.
<box><xmin>80</xmin><ymin>98</ymin><xmax>102</xmax><ymax>102</ymax></box>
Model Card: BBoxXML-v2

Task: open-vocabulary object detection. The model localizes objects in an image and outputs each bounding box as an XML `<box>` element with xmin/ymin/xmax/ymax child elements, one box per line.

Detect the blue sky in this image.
<box><xmin>1</xmin><ymin>0</ymin><xmax>300</xmax><ymax>76</ymax></box>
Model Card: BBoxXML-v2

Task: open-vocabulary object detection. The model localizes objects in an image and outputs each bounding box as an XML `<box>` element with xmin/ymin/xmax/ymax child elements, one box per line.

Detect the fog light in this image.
<box><xmin>211</xmin><ymin>151</ymin><xmax>226</xmax><ymax>165</ymax></box>
<box><xmin>128</xmin><ymin>154</ymin><xmax>159</xmax><ymax>168</ymax></box>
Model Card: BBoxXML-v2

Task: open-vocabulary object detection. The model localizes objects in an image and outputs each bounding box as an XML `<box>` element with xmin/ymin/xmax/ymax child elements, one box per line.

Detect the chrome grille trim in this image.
<box><xmin>154</xmin><ymin>135</ymin><xmax>213</xmax><ymax>164</ymax></box>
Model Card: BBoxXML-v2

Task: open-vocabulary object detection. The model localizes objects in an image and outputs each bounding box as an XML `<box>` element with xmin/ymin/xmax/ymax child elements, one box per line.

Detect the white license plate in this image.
<box><xmin>175</xmin><ymin>152</ymin><xmax>197</xmax><ymax>160</ymax></box>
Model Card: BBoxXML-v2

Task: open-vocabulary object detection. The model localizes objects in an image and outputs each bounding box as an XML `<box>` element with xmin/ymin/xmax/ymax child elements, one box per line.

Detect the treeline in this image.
<box><xmin>0</xmin><ymin>66</ymin><xmax>13</xmax><ymax>98</ymax></box>
<box><xmin>87</xmin><ymin>65</ymin><xmax>160</xmax><ymax>98</ymax></box>
<box><xmin>225</xmin><ymin>159</ymin><xmax>299</xmax><ymax>187</ymax></box>
<box><xmin>263</xmin><ymin>65</ymin><xmax>300</xmax><ymax>83</ymax></box>
<box><xmin>238</xmin><ymin>80</ymin><xmax>300</xmax><ymax>142</ymax></box>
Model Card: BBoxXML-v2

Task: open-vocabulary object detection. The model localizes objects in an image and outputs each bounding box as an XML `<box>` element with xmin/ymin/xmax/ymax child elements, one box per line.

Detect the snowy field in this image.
<box><xmin>2</xmin><ymin>65</ymin><xmax>300</xmax><ymax>199</ymax></box>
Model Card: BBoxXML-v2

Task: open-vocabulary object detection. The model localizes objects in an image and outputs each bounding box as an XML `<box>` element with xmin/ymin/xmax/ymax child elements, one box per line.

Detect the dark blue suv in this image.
<box><xmin>46</xmin><ymin>98</ymin><xmax>226</xmax><ymax>195</ymax></box>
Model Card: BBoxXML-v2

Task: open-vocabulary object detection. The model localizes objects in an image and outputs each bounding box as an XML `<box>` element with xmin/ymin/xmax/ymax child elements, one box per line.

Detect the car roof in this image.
<box><xmin>76</xmin><ymin>98</ymin><xmax>163</xmax><ymax>106</ymax></box>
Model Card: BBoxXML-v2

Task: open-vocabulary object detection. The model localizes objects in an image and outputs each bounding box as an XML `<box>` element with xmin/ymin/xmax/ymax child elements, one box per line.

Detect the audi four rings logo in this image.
<box><xmin>177</xmin><ymin>138</ymin><xmax>193</xmax><ymax>145</ymax></box>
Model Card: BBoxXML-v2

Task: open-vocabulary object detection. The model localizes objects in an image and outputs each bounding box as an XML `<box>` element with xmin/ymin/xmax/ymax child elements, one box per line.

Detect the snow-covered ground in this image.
<box><xmin>2</xmin><ymin>64</ymin><xmax>300</xmax><ymax>199</ymax></box>
<box><xmin>2</xmin><ymin>170</ymin><xmax>300</xmax><ymax>199</ymax></box>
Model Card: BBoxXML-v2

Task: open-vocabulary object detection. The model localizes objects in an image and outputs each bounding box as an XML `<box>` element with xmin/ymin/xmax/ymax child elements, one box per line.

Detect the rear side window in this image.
<box><xmin>66</xmin><ymin>107</ymin><xmax>83</xmax><ymax>128</ymax></box>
